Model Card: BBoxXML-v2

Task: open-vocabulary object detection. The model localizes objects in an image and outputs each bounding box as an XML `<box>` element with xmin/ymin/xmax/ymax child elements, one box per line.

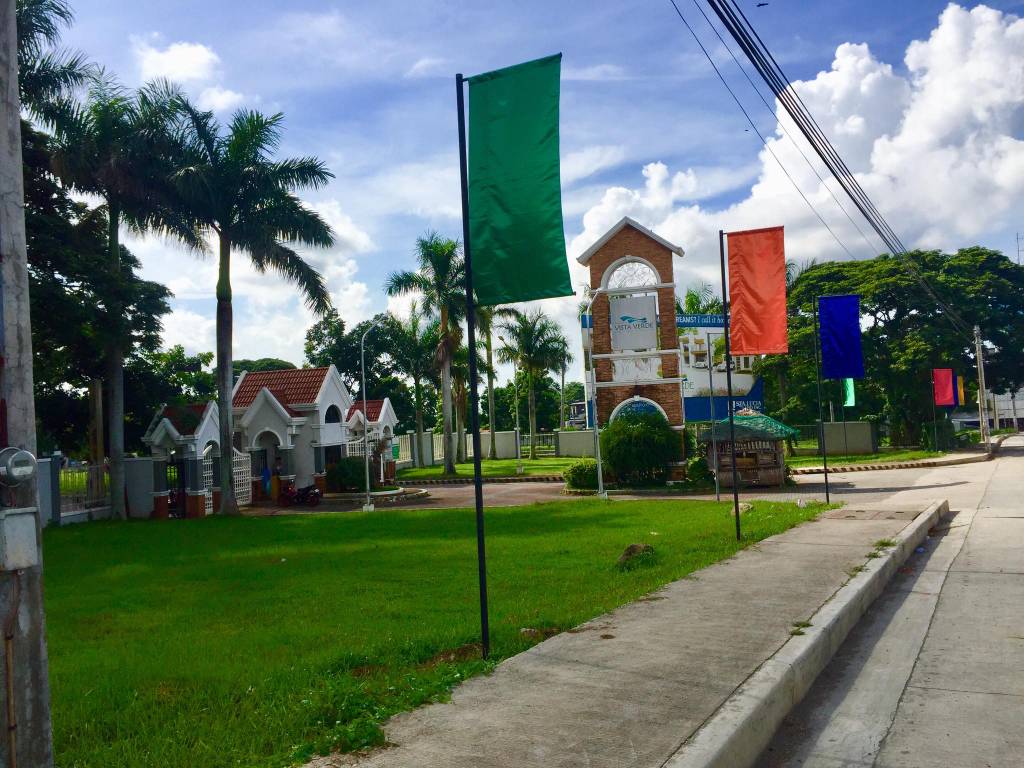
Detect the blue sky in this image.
<box><xmin>60</xmin><ymin>1</ymin><xmax>1024</xmax><ymax>378</ymax></box>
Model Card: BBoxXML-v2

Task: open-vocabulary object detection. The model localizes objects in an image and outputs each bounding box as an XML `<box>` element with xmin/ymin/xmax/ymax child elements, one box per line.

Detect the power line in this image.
<box><xmin>702</xmin><ymin>0</ymin><xmax>973</xmax><ymax>338</ymax></box>
<box><xmin>664</xmin><ymin>0</ymin><xmax>860</xmax><ymax>261</ymax></box>
<box><xmin>686</xmin><ymin>0</ymin><xmax>885</xmax><ymax>260</ymax></box>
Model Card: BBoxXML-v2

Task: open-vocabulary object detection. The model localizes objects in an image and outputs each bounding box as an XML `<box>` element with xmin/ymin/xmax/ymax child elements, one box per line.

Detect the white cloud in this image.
<box><xmin>563</xmin><ymin>64</ymin><xmax>630</xmax><ymax>82</ymax></box>
<box><xmin>132</xmin><ymin>36</ymin><xmax>221</xmax><ymax>83</ymax></box>
<box><xmin>197</xmin><ymin>86</ymin><xmax>246</xmax><ymax>112</ymax></box>
<box><xmin>161</xmin><ymin>307</ymin><xmax>216</xmax><ymax>354</ymax></box>
<box><xmin>561</xmin><ymin>145</ymin><xmax>627</xmax><ymax>185</ymax></box>
<box><xmin>310</xmin><ymin>200</ymin><xmax>375</xmax><ymax>254</ymax></box>
<box><xmin>553</xmin><ymin>3</ymin><xmax>1024</xmax><ymax>383</ymax></box>
<box><xmin>405</xmin><ymin>57</ymin><xmax>446</xmax><ymax>78</ymax></box>
<box><xmin>359</xmin><ymin>156</ymin><xmax>461</xmax><ymax>219</ymax></box>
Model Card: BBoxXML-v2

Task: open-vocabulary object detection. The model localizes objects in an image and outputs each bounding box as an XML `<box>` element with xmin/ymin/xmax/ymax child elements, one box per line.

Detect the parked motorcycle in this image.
<box><xmin>278</xmin><ymin>482</ymin><xmax>322</xmax><ymax>507</ymax></box>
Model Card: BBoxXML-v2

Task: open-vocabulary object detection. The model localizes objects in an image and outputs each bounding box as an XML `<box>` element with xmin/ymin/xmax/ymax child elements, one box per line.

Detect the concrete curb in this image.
<box><xmin>396</xmin><ymin>475</ymin><xmax>563</xmax><ymax>486</ymax></box>
<box><xmin>791</xmin><ymin>434</ymin><xmax>1013</xmax><ymax>475</ymax></box>
<box><xmin>664</xmin><ymin>498</ymin><xmax>950</xmax><ymax>768</ymax></box>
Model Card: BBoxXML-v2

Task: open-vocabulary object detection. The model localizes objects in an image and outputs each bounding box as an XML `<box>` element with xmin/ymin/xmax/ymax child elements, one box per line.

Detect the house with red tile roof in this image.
<box><xmin>232</xmin><ymin>364</ymin><xmax>355</xmax><ymax>488</ymax></box>
<box><xmin>346</xmin><ymin>398</ymin><xmax>399</xmax><ymax>437</ymax></box>
<box><xmin>142</xmin><ymin>401</ymin><xmax>220</xmax><ymax>458</ymax></box>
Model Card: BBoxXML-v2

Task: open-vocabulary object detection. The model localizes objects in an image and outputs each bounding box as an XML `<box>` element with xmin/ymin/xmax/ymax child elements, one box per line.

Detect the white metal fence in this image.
<box><xmin>60</xmin><ymin>464</ymin><xmax>108</xmax><ymax>512</ymax></box>
<box><xmin>233</xmin><ymin>449</ymin><xmax>252</xmax><ymax>506</ymax></box>
<box><xmin>397</xmin><ymin>433</ymin><xmax>412</xmax><ymax>462</ymax></box>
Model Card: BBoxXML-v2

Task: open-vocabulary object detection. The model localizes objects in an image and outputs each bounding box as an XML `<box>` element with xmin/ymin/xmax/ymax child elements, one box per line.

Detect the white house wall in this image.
<box><xmin>293</xmin><ymin>420</ymin><xmax>315</xmax><ymax>486</ymax></box>
<box><xmin>243</xmin><ymin>400</ymin><xmax>291</xmax><ymax>450</ymax></box>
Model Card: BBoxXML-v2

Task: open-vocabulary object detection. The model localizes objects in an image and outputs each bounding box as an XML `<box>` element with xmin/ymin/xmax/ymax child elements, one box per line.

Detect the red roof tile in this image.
<box><xmin>347</xmin><ymin>399</ymin><xmax>385</xmax><ymax>422</ymax></box>
<box><xmin>160</xmin><ymin>403</ymin><xmax>207</xmax><ymax>435</ymax></box>
<box><xmin>233</xmin><ymin>367</ymin><xmax>330</xmax><ymax>415</ymax></box>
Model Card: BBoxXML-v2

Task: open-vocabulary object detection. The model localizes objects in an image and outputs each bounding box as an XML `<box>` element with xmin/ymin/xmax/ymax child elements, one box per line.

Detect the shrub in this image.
<box><xmin>564</xmin><ymin>458</ymin><xmax>601</xmax><ymax>489</ymax></box>
<box><xmin>600</xmin><ymin>410</ymin><xmax>682</xmax><ymax>486</ymax></box>
<box><xmin>326</xmin><ymin>457</ymin><xmax>368</xmax><ymax>492</ymax></box>
<box><xmin>685</xmin><ymin>455</ymin><xmax>714</xmax><ymax>487</ymax></box>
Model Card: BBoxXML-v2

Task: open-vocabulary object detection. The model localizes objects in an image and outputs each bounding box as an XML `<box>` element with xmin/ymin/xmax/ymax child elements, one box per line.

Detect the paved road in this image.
<box><xmin>757</xmin><ymin>437</ymin><xmax>1024</xmax><ymax>767</ymax></box>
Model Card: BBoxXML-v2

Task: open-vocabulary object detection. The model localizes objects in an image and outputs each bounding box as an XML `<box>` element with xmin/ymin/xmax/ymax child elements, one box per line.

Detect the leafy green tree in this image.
<box><xmin>174</xmin><ymin>104</ymin><xmax>335</xmax><ymax>513</ymax></box>
<box><xmin>124</xmin><ymin>346</ymin><xmax>215</xmax><ymax>450</ymax></box>
<box><xmin>496</xmin><ymin>309</ymin><xmax>564</xmax><ymax>459</ymax></box>
<box><xmin>758</xmin><ymin>248</ymin><xmax>1024</xmax><ymax>445</ymax></box>
<box><xmin>676</xmin><ymin>280</ymin><xmax>723</xmax><ymax>315</ymax></box>
<box><xmin>385</xmin><ymin>233</ymin><xmax>465</xmax><ymax>474</ymax></box>
<box><xmin>48</xmin><ymin>73</ymin><xmax>192</xmax><ymax>518</ymax></box>
<box><xmin>233</xmin><ymin>358</ymin><xmax>296</xmax><ymax>376</ymax></box>
<box><xmin>387</xmin><ymin>304</ymin><xmax>440</xmax><ymax>441</ymax></box>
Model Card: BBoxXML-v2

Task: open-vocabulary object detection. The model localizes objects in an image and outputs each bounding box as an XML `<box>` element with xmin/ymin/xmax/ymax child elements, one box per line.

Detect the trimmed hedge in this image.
<box><xmin>600</xmin><ymin>410</ymin><xmax>682</xmax><ymax>486</ymax></box>
<box><xmin>325</xmin><ymin>457</ymin><xmax>368</xmax><ymax>492</ymax></box>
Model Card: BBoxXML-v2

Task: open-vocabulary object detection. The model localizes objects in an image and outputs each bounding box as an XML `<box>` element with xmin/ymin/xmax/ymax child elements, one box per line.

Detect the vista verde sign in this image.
<box><xmin>609</xmin><ymin>295</ymin><xmax>658</xmax><ymax>350</ymax></box>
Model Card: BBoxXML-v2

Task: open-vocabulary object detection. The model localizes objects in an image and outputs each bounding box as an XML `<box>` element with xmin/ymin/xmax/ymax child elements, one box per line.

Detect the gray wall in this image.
<box><xmin>557</xmin><ymin>430</ymin><xmax>597</xmax><ymax>457</ymax></box>
<box><xmin>821</xmin><ymin>422</ymin><xmax>875</xmax><ymax>455</ymax></box>
<box><xmin>125</xmin><ymin>457</ymin><xmax>154</xmax><ymax>518</ymax></box>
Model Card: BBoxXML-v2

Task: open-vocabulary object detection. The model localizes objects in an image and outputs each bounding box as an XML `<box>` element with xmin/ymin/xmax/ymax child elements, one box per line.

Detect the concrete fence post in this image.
<box><xmin>48</xmin><ymin>452</ymin><xmax>61</xmax><ymax>526</ymax></box>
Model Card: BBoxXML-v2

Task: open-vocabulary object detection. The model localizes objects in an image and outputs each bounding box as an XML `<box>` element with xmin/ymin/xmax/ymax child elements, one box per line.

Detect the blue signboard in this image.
<box><xmin>676</xmin><ymin>313</ymin><xmax>725</xmax><ymax>328</ymax></box>
<box><xmin>683</xmin><ymin>378</ymin><xmax>765</xmax><ymax>421</ymax></box>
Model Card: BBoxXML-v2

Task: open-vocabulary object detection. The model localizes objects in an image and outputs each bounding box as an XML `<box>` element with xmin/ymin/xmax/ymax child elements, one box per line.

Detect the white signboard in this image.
<box><xmin>609</xmin><ymin>295</ymin><xmax>658</xmax><ymax>351</ymax></box>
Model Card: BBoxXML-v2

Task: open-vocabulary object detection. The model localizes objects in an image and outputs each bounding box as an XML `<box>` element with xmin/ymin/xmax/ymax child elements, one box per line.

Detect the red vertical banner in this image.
<box><xmin>933</xmin><ymin>368</ymin><xmax>954</xmax><ymax>406</ymax></box>
<box><xmin>727</xmin><ymin>226</ymin><xmax>788</xmax><ymax>354</ymax></box>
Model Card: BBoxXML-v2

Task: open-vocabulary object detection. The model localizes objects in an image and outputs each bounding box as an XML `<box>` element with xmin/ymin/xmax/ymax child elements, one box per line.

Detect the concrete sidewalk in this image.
<box><xmin>757</xmin><ymin>437</ymin><xmax>1024</xmax><ymax>768</ymax></box>
<box><xmin>312</xmin><ymin>503</ymin><xmax>939</xmax><ymax>768</ymax></box>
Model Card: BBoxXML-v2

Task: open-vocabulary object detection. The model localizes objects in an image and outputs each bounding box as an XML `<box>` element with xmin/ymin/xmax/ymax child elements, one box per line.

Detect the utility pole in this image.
<box><xmin>974</xmin><ymin>325</ymin><xmax>991</xmax><ymax>454</ymax></box>
<box><xmin>1</xmin><ymin>0</ymin><xmax>55</xmax><ymax>764</ymax></box>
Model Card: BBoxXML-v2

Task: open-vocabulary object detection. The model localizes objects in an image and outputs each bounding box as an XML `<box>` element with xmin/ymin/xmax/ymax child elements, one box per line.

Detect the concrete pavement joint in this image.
<box><xmin>663</xmin><ymin>499</ymin><xmax>949</xmax><ymax>768</ymax></box>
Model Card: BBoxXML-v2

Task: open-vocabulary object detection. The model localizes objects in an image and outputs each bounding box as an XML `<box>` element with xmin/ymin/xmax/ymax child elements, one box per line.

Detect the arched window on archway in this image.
<box><xmin>610</xmin><ymin>396</ymin><xmax>667</xmax><ymax>422</ymax></box>
<box><xmin>603</xmin><ymin>258</ymin><xmax>660</xmax><ymax>291</ymax></box>
<box><xmin>325</xmin><ymin>404</ymin><xmax>342</xmax><ymax>423</ymax></box>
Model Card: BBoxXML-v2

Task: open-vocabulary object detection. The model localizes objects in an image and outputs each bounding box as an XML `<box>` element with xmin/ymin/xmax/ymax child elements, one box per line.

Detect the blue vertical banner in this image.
<box><xmin>818</xmin><ymin>295</ymin><xmax>865</xmax><ymax>380</ymax></box>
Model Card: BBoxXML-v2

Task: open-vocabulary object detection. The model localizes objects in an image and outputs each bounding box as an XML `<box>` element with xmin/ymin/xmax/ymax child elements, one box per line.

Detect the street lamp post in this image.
<box><xmin>499</xmin><ymin>336</ymin><xmax>523</xmax><ymax>464</ymax></box>
<box><xmin>583</xmin><ymin>289</ymin><xmax>607</xmax><ymax>499</ymax></box>
<box><xmin>360</xmin><ymin>321</ymin><xmax>381</xmax><ymax>512</ymax></box>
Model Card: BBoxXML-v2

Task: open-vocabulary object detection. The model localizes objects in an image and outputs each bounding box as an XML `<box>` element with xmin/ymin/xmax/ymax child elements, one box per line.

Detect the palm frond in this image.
<box><xmin>245</xmin><ymin>239</ymin><xmax>332</xmax><ymax>315</ymax></box>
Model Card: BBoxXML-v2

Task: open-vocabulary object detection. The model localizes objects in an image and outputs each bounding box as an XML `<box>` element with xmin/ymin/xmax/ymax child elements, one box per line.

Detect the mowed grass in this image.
<box><xmin>786</xmin><ymin>449</ymin><xmax>943</xmax><ymax>468</ymax></box>
<box><xmin>397</xmin><ymin>456</ymin><xmax>576</xmax><ymax>480</ymax></box>
<box><xmin>44</xmin><ymin>498</ymin><xmax>828</xmax><ymax>768</ymax></box>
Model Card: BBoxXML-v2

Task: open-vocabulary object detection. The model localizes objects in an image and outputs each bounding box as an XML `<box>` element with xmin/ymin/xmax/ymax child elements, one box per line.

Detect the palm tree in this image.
<box><xmin>173</xmin><ymin>104</ymin><xmax>335</xmax><ymax>514</ymax></box>
<box><xmin>16</xmin><ymin>0</ymin><xmax>91</xmax><ymax>116</ymax></box>
<box><xmin>496</xmin><ymin>308</ymin><xmax>564</xmax><ymax>459</ymax></box>
<box><xmin>385</xmin><ymin>233</ymin><xmax>465</xmax><ymax>475</ymax></box>
<box><xmin>450</xmin><ymin>342</ymin><xmax>489</xmax><ymax>464</ymax></box>
<box><xmin>475</xmin><ymin>304</ymin><xmax>517</xmax><ymax>458</ymax></box>
<box><xmin>50</xmin><ymin>73</ymin><xmax>196</xmax><ymax>520</ymax></box>
<box><xmin>677</xmin><ymin>280</ymin><xmax>723</xmax><ymax>315</ymax></box>
<box><xmin>555</xmin><ymin>335</ymin><xmax>574</xmax><ymax>430</ymax></box>
<box><xmin>387</xmin><ymin>303</ymin><xmax>439</xmax><ymax>465</ymax></box>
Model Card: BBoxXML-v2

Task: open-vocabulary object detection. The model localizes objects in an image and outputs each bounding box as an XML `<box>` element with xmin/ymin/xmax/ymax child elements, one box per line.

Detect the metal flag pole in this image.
<box><xmin>930</xmin><ymin>369</ymin><xmax>939</xmax><ymax>451</ymax></box>
<box><xmin>718</xmin><ymin>231</ymin><xmax>741</xmax><ymax>540</ymax></box>
<box><xmin>706</xmin><ymin>331</ymin><xmax>720</xmax><ymax>501</ymax></box>
<box><xmin>584</xmin><ymin>289</ymin><xmax>607</xmax><ymax>498</ymax></box>
<box><xmin>456</xmin><ymin>73</ymin><xmax>490</xmax><ymax>659</ymax></box>
<box><xmin>812</xmin><ymin>298</ymin><xmax>831</xmax><ymax>503</ymax></box>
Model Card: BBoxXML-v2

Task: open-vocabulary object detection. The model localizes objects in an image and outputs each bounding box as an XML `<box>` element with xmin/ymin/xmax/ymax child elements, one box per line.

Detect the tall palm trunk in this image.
<box><xmin>485</xmin><ymin>331</ymin><xmax>497</xmax><ymax>459</ymax></box>
<box><xmin>414</xmin><ymin>376</ymin><xmax>425</xmax><ymax>467</ymax></box>
<box><xmin>107</xmin><ymin>203</ymin><xmax>126</xmax><ymax>519</ymax></box>
<box><xmin>559</xmin><ymin>365</ymin><xmax>566</xmax><ymax>430</ymax></box>
<box><xmin>217</xmin><ymin>232</ymin><xmax>239</xmax><ymax>514</ymax></box>
<box><xmin>528</xmin><ymin>374</ymin><xmax>538</xmax><ymax>460</ymax></box>
<box><xmin>456</xmin><ymin>392</ymin><xmax>466</xmax><ymax>463</ymax></box>
<box><xmin>439</xmin><ymin>308</ymin><xmax>456</xmax><ymax>474</ymax></box>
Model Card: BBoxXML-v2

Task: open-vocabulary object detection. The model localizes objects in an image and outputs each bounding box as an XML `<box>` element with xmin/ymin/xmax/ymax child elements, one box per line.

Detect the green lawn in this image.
<box><xmin>397</xmin><ymin>456</ymin><xmax>577</xmax><ymax>480</ymax></box>
<box><xmin>786</xmin><ymin>449</ymin><xmax>943</xmax><ymax>468</ymax></box>
<box><xmin>44</xmin><ymin>497</ymin><xmax>828</xmax><ymax>768</ymax></box>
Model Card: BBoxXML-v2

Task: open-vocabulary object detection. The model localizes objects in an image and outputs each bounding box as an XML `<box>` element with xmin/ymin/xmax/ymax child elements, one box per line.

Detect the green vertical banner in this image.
<box><xmin>467</xmin><ymin>54</ymin><xmax>572</xmax><ymax>305</ymax></box>
<box><xmin>843</xmin><ymin>378</ymin><xmax>856</xmax><ymax>407</ymax></box>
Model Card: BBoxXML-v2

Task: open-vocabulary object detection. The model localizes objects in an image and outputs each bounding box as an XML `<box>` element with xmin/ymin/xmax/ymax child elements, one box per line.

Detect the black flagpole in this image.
<box><xmin>812</xmin><ymin>298</ymin><xmax>831</xmax><ymax>503</ymax></box>
<box><xmin>456</xmin><ymin>73</ymin><xmax>490</xmax><ymax>659</ymax></box>
<box><xmin>719</xmin><ymin>230</ymin><xmax>742</xmax><ymax>540</ymax></box>
<box><xmin>930</xmin><ymin>370</ymin><xmax>939</xmax><ymax>451</ymax></box>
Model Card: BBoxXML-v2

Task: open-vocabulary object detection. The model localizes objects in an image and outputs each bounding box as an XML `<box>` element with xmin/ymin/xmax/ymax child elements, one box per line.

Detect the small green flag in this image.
<box><xmin>843</xmin><ymin>378</ymin><xmax>856</xmax><ymax>407</ymax></box>
<box><xmin>468</xmin><ymin>54</ymin><xmax>572</xmax><ymax>306</ymax></box>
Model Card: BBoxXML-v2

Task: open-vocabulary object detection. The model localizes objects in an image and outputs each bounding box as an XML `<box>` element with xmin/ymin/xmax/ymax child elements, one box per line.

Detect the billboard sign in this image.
<box><xmin>676</xmin><ymin>313</ymin><xmax>725</xmax><ymax>328</ymax></box>
<box><xmin>609</xmin><ymin>295</ymin><xmax>658</xmax><ymax>351</ymax></box>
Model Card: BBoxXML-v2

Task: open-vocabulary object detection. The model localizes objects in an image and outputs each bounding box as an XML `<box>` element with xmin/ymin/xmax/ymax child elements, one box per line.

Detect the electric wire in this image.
<box><xmin>686</xmin><ymin>0</ymin><xmax>884</xmax><ymax>260</ymax></box>
<box><xmin>702</xmin><ymin>0</ymin><xmax>973</xmax><ymax>337</ymax></box>
<box><xmin>664</xmin><ymin>0</ymin><xmax>860</xmax><ymax>261</ymax></box>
